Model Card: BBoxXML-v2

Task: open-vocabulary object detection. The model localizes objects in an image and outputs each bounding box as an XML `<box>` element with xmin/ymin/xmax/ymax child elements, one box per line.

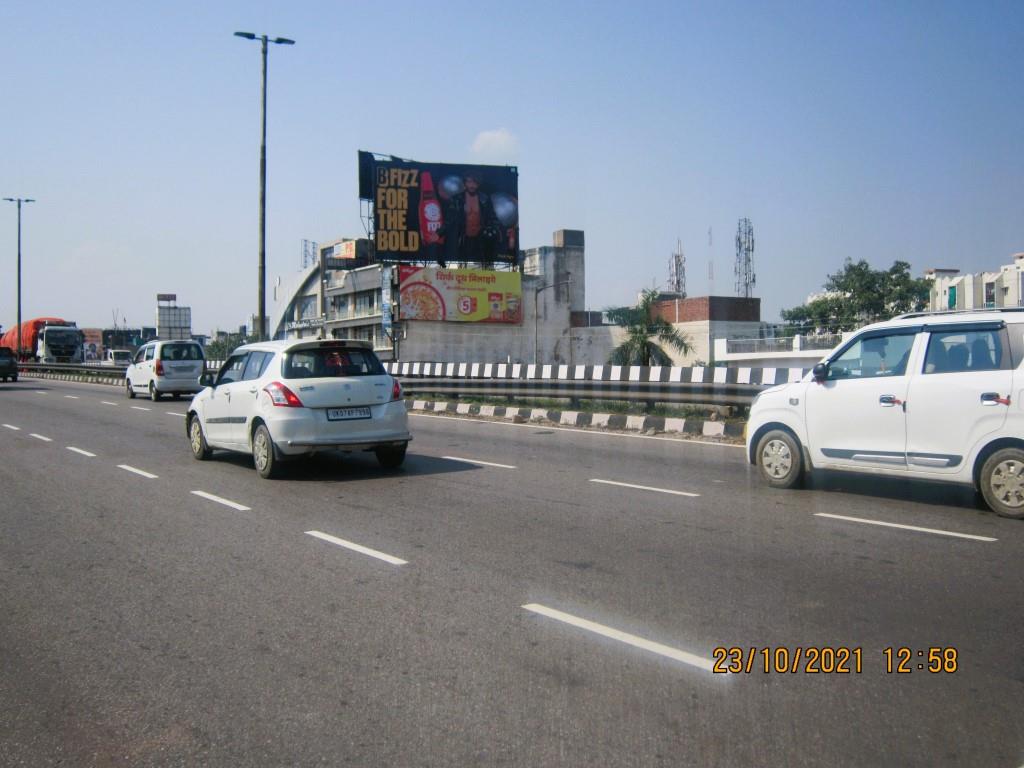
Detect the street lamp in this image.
<box><xmin>3</xmin><ymin>197</ymin><xmax>35</xmax><ymax>360</ymax></box>
<box><xmin>534</xmin><ymin>274</ymin><xmax>572</xmax><ymax>364</ymax></box>
<box><xmin>234</xmin><ymin>31</ymin><xmax>295</xmax><ymax>341</ymax></box>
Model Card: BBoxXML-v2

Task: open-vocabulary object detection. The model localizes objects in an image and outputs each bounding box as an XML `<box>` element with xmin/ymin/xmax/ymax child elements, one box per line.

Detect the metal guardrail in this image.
<box><xmin>18</xmin><ymin>362</ymin><xmax>809</xmax><ymax>407</ymax></box>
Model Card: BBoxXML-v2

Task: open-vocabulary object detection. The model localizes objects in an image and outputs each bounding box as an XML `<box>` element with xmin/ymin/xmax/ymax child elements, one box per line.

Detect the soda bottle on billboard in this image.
<box><xmin>419</xmin><ymin>171</ymin><xmax>445</xmax><ymax>245</ymax></box>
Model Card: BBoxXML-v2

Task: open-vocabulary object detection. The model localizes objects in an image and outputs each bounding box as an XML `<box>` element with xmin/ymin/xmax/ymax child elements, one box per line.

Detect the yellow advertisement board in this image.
<box><xmin>399</xmin><ymin>266</ymin><xmax>522</xmax><ymax>324</ymax></box>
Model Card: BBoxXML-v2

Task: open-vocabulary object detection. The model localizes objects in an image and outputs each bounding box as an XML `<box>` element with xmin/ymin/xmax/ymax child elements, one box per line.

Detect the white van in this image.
<box><xmin>747</xmin><ymin>308</ymin><xmax>1024</xmax><ymax>518</ymax></box>
<box><xmin>126</xmin><ymin>340</ymin><xmax>206</xmax><ymax>401</ymax></box>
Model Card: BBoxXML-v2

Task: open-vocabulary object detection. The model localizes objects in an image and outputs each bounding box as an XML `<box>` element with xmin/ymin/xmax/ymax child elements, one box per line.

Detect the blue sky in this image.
<box><xmin>2</xmin><ymin>0</ymin><xmax>1021</xmax><ymax>334</ymax></box>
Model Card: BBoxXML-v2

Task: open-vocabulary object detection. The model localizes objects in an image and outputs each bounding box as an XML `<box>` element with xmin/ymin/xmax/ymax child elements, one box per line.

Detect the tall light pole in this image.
<box><xmin>234</xmin><ymin>31</ymin><xmax>294</xmax><ymax>341</ymax></box>
<box><xmin>534</xmin><ymin>274</ymin><xmax>572</xmax><ymax>364</ymax></box>
<box><xmin>3</xmin><ymin>197</ymin><xmax>35</xmax><ymax>360</ymax></box>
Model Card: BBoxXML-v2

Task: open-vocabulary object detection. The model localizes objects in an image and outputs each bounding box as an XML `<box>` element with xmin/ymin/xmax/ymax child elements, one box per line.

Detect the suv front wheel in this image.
<box><xmin>756</xmin><ymin>429</ymin><xmax>804</xmax><ymax>489</ymax></box>
<box><xmin>979</xmin><ymin>448</ymin><xmax>1024</xmax><ymax>519</ymax></box>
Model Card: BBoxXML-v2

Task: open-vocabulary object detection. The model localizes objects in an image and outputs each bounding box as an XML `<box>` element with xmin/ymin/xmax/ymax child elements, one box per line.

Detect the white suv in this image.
<box><xmin>186</xmin><ymin>339</ymin><xmax>410</xmax><ymax>478</ymax></box>
<box><xmin>126</xmin><ymin>340</ymin><xmax>206</xmax><ymax>400</ymax></box>
<box><xmin>747</xmin><ymin>309</ymin><xmax>1024</xmax><ymax>518</ymax></box>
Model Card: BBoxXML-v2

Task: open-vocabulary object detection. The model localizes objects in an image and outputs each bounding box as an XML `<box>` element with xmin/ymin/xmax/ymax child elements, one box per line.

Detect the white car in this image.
<box><xmin>186</xmin><ymin>339</ymin><xmax>410</xmax><ymax>478</ymax></box>
<box><xmin>747</xmin><ymin>308</ymin><xmax>1024</xmax><ymax>518</ymax></box>
<box><xmin>126</xmin><ymin>340</ymin><xmax>206</xmax><ymax>400</ymax></box>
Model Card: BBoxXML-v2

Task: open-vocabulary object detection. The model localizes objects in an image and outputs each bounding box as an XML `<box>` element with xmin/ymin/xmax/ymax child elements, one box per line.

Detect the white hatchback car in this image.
<box><xmin>747</xmin><ymin>308</ymin><xmax>1024</xmax><ymax>518</ymax></box>
<box><xmin>126</xmin><ymin>340</ymin><xmax>206</xmax><ymax>400</ymax></box>
<box><xmin>186</xmin><ymin>339</ymin><xmax>410</xmax><ymax>478</ymax></box>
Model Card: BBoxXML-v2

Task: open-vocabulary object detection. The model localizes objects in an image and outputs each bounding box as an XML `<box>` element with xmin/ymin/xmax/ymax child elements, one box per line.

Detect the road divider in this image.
<box><xmin>522</xmin><ymin>603</ymin><xmax>718</xmax><ymax>673</ymax></box>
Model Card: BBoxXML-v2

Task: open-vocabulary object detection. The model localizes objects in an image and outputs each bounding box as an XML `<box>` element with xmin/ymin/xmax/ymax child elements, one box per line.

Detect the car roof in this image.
<box><xmin>861</xmin><ymin>307</ymin><xmax>1024</xmax><ymax>334</ymax></box>
<box><xmin>232</xmin><ymin>338</ymin><xmax>374</xmax><ymax>355</ymax></box>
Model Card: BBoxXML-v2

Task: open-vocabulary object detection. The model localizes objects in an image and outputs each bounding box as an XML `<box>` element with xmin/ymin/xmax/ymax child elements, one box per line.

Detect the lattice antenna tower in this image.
<box><xmin>301</xmin><ymin>239</ymin><xmax>319</xmax><ymax>270</ymax></box>
<box><xmin>668</xmin><ymin>239</ymin><xmax>686</xmax><ymax>297</ymax></box>
<box><xmin>734</xmin><ymin>218</ymin><xmax>755</xmax><ymax>298</ymax></box>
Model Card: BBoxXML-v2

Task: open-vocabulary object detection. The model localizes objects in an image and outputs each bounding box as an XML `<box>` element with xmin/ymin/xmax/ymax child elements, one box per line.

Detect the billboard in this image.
<box><xmin>358</xmin><ymin>151</ymin><xmax>519</xmax><ymax>266</ymax></box>
<box><xmin>398</xmin><ymin>266</ymin><xmax>522</xmax><ymax>324</ymax></box>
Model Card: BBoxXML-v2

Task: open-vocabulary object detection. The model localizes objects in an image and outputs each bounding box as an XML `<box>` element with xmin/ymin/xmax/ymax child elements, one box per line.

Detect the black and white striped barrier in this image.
<box><xmin>385</xmin><ymin>363</ymin><xmax>810</xmax><ymax>407</ymax></box>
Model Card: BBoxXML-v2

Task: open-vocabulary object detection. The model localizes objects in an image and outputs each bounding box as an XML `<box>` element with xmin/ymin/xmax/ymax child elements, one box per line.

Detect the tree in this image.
<box><xmin>607</xmin><ymin>289</ymin><xmax>693</xmax><ymax>366</ymax></box>
<box><xmin>781</xmin><ymin>259</ymin><xmax>930</xmax><ymax>332</ymax></box>
<box><xmin>204</xmin><ymin>332</ymin><xmax>258</xmax><ymax>362</ymax></box>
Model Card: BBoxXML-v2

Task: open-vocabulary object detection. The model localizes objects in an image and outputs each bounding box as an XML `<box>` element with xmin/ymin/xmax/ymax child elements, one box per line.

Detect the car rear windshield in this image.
<box><xmin>282</xmin><ymin>347</ymin><xmax>385</xmax><ymax>379</ymax></box>
<box><xmin>159</xmin><ymin>343</ymin><xmax>203</xmax><ymax>361</ymax></box>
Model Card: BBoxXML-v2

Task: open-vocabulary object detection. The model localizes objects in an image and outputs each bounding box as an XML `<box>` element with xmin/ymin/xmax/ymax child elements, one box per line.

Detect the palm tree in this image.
<box><xmin>607</xmin><ymin>289</ymin><xmax>693</xmax><ymax>366</ymax></box>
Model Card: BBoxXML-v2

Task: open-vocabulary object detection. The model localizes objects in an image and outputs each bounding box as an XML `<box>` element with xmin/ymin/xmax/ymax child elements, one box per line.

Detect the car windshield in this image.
<box><xmin>159</xmin><ymin>343</ymin><xmax>203</xmax><ymax>361</ymax></box>
<box><xmin>112</xmin><ymin>351</ymin><xmax>131</xmax><ymax>363</ymax></box>
<box><xmin>282</xmin><ymin>347</ymin><xmax>385</xmax><ymax>378</ymax></box>
<box><xmin>46</xmin><ymin>330</ymin><xmax>81</xmax><ymax>344</ymax></box>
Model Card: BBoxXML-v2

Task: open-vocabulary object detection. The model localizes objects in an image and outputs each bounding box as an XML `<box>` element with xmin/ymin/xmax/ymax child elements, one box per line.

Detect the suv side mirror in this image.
<box><xmin>199</xmin><ymin>373</ymin><xmax>214</xmax><ymax>388</ymax></box>
<box><xmin>812</xmin><ymin>362</ymin><xmax>829</xmax><ymax>383</ymax></box>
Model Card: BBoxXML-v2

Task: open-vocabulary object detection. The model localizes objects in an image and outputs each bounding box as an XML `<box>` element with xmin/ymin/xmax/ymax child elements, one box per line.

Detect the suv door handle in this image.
<box><xmin>879</xmin><ymin>394</ymin><xmax>902</xmax><ymax>406</ymax></box>
<box><xmin>981</xmin><ymin>392</ymin><xmax>1011</xmax><ymax>406</ymax></box>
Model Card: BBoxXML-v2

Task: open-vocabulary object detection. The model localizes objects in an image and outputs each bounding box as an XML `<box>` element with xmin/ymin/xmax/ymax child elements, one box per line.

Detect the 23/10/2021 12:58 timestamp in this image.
<box><xmin>711</xmin><ymin>647</ymin><xmax>959</xmax><ymax>673</ymax></box>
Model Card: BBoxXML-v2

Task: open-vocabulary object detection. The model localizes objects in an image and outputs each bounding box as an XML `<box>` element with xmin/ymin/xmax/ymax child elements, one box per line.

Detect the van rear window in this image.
<box><xmin>283</xmin><ymin>348</ymin><xmax>385</xmax><ymax>379</ymax></box>
<box><xmin>159</xmin><ymin>343</ymin><xmax>203</xmax><ymax>361</ymax></box>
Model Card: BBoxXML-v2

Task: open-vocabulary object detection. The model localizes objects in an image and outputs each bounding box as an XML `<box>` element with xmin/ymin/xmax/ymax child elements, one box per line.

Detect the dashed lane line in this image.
<box><xmin>166</xmin><ymin>412</ymin><xmax>186</xmax><ymax>418</ymax></box>
<box><xmin>117</xmin><ymin>464</ymin><xmax>158</xmax><ymax>479</ymax></box>
<box><xmin>522</xmin><ymin>603</ymin><xmax>719</xmax><ymax>673</ymax></box>
<box><xmin>814</xmin><ymin>513</ymin><xmax>997</xmax><ymax>543</ymax></box>
<box><xmin>305</xmin><ymin>530</ymin><xmax>407</xmax><ymax>566</ymax></box>
<box><xmin>131</xmin><ymin>406</ymin><xmax>152</xmax><ymax>412</ymax></box>
<box><xmin>66</xmin><ymin>447</ymin><xmax>97</xmax><ymax>458</ymax></box>
<box><xmin>2</xmin><ymin>424</ymin><xmax>20</xmax><ymax>431</ymax></box>
<box><xmin>29</xmin><ymin>433</ymin><xmax>52</xmax><ymax>442</ymax></box>
<box><xmin>589</xmin><ymin>478</ymin><xmax>700</xmax><ymax>498</ymax></box>
<box><xmin>442</xmin><ymin>455</ymin><xmax>517</xmax><ymax>469</ymax></box>
<box><xmin>101</xmin><ymin>401</ymin><xmax>119</xmax><ymax>406</ymax></box>
<box><xmin>191</xmin><ymin>490</ymin><xmax>251</xmax><ymax>511</ymax></box>
<box><xmin>64</xmin><ymin>395</ymin><xmax>80</xmax><ymax>399</ymax></box>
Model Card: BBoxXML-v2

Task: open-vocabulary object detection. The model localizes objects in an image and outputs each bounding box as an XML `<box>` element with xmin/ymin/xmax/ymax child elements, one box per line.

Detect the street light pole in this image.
<box><xmin>235</xmin><ymin>31</ymin><xmax>294</xmax><ymax>341</ymax></box>
<box><xmin>3</xmin><ymin>197</ymin><xmax>35</xmax><ymax>360</ymax></box>
<box><xmin>533</xmin><ymin>275</ymin><xmax>572</xmax><ymax>364</ymax></box>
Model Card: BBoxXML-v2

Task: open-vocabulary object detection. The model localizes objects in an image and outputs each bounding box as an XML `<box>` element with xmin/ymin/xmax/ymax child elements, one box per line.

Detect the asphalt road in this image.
<box><xmin>1</xmin><ymin>378</ymin><xmax>1022</xmax><ymax>767</ymax></box>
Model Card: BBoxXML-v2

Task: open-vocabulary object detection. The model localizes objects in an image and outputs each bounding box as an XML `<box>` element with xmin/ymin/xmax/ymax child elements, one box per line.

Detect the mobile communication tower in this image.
<box><xmin>734</xmin><ymin>218</ymin><xmax>755</xmax><ymax>298</ymax></box>
<box><xmin>668</xmin><ymin>239</ymin><xmax>686</xmax><ymax>297</ymax></box>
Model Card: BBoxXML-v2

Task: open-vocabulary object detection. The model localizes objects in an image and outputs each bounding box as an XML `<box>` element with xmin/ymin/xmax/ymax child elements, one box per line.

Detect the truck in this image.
<box><xmin>101</xmin><ymin>349</ymin><xmax>133</xmax><ymax>366</ymax></box>
<box><xmin>0</xmin><ymin>317</ymin><xmax>85</xmax><ymax>363</ymax></box>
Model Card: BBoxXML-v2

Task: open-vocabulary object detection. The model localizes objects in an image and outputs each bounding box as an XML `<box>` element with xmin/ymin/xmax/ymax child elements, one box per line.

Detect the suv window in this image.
<box><xmin>282</xmin><ymin>347</ymin><xmax>385</xmax><ymax>379</ymax></box>
<box><xmin>144</xmin><ymin>346</ymin><xmax>155</xmax><ymax>362</ymax></box>
<box><xmin>159</xmin><ymin>342</ymin><xmax>203</xmax><ymax>361</ymax></box>
<box><xmin>924</xmin><ymin>328</ymin><xmax>1009</xmax><ymax>374</ymax></box>
<box><xmin>217</xmin><ymin>354</ymin><xmax>249</xmax><ymax>385</ymax></box>
<box><xmin>828</xmin><ymin>332</ymin><xmax>916</xmax><ymax>380</ymax></box>
<box><xmin>242</xmin><ymin>351</ymin><xmax>273</xmax><ymax>381</ymax></box>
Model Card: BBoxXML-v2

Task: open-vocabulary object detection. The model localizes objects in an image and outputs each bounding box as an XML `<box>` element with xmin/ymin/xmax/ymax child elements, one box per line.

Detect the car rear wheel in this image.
<box><xmin>980</xmin><ymin>448</ymin><xmax>1024</xmax><ymax>519</ymax></box>
<box><xmin>188</xmin><ymin>415</ymin><xmax>212</xmax><ymax>460</ymax></box>
<box><xmin>149</xmin><ymin>382</ymin><xmax>162</xmax><ymax>401</ymax></box>
<box><xmin>126</xmin><ymin>379</ymin><xmax>136</xmax><ymax>399</ymax></box>
<box><xmin>252</xmin><ymin>424</ymin><xmax>280</xmax><ymax>479</ymax></box>
<box><xmin>756</xmin><ymin>429</ymin><xmax>804</xmax><ymax>489</ymax></box>
<box><xmin>375</xmin><ymin>444</ymin><xmax>407</xmax><ymax>469</ymax></box>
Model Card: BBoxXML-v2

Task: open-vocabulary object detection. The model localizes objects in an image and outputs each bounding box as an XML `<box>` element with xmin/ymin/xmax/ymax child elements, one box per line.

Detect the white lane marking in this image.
<box><xmin>66</xmin><ymin>447</ymin><xmax>97</xmax><ymax>457</ymax></box>
<box><xmin>29</xmin><ymin>433</ymin><xmax>53</xmax><ymax>442</ymax></box>
<box><xmin>35</xmin><ymin>391</ymin><xmax>47</xmax><ymax>394</ymax></box>
<box><xmin>410</xmin><ymin>412</ymin><xmax>744</xmax><ymax>449</ymax></box>
<box><xmin>2</xmin><ymin>424</ymin><xmax>20</xmax><ymax>431</ymax></box>
<box><xmin>305</xmin><ymin>530</ymin><xmax>407</xmax><ymax>566</ymax></box>
<box><xmin>522</xmin><ymin>603</ymin><xmax>718</xmax><ymax>673</ymax></box>
<box><xmin>64</xmin><ymin>395</ymin><xmax>80</xmax><ymax>399</ymax></box>
<box><xmin>101</xmin><ymin>401</ymin><xmax>119</xmax><ymax>406</ymax></box>
<box><xmin>442</xmin><ymin>455</ymin><xmax>517</xmax><ymax>469</ymax></box>
<box><xmin>191</xmin><ymin>490</ymin><xmax>251</xmax><ymax>511</ymax></box>
<box><xmin>131</xmin><ymin>406</ymin><xmax>151</xmax><ymax>412</ymax></box>
<box><xmin>815</xmin><ymin>513</ymin><xmax>997</xmax><ymax>543</ymax></box>
<box><xmin>117</xmin><ymin>464</ymin><xmax>158</xmax><ymax>479</ymax></box>
<box><xmin>589</xmin><ymin>478</ymin><xmax>700</xmax><ymax>498</ymax></box>
<box><xmin>166</xmin><ymin>412</ymin><xmax>186</xmax><ymax>418</ymax></box>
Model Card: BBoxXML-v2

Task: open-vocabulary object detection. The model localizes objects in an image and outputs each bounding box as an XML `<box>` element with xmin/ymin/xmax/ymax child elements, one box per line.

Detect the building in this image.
<box><xmin>270</xmin><ymin>230</ymin><xmax>620</xmax><ymax>364</ymax></box>
<box><xmin>650</xmin><ymin>295</ymin><xmax>763</xmax><ymax>365</ymax></box>
<box><xmin>926</xmin><ymin>254</ymin><xmax>1024</xmax><ymax>311</ymax></box>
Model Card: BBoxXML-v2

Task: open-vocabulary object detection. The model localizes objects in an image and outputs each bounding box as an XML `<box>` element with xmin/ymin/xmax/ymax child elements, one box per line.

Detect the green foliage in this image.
<box><xmin>781</xmin><ymin>259</ymin><xmax>930</xmax><ymax>332</ymax></box>
<box><xmin>204</xmin><ymin>333</ymin><xmax>259</xmax><ymax>361</ymax></box>
<box><xmin>607</xmin><ymin>288</ymin><xmax>693</xmax><ymax>365</ymax></box>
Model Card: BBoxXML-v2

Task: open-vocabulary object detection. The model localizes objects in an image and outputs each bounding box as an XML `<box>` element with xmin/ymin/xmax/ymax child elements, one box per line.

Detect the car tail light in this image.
<box><xmin>391</xmin><ymin>378</ymin><xmax>402</xmax><ymax>401</ymax></box>
<box><xmin>155</xmin><ymin>359</ymin><xmax>164</xmax><ymax>375</ymax></box>
<box><xmin>264</xmin><ymin>381</ymin><xmax>304</xmax><ymax>407</ymax></box>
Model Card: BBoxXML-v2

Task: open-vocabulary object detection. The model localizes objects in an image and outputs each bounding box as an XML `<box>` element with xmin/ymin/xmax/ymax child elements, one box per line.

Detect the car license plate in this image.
<box><xmin>327</xmin><ymin>407</ymin><xmax>371</xmax><ymax>421</ymax></box>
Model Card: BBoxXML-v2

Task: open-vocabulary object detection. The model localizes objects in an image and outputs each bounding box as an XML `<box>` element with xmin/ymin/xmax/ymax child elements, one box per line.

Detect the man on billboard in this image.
<box><xmin>440</xmin><ymin>171</ymin><xmax>502</xmax><ymax>267</ymax></box>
